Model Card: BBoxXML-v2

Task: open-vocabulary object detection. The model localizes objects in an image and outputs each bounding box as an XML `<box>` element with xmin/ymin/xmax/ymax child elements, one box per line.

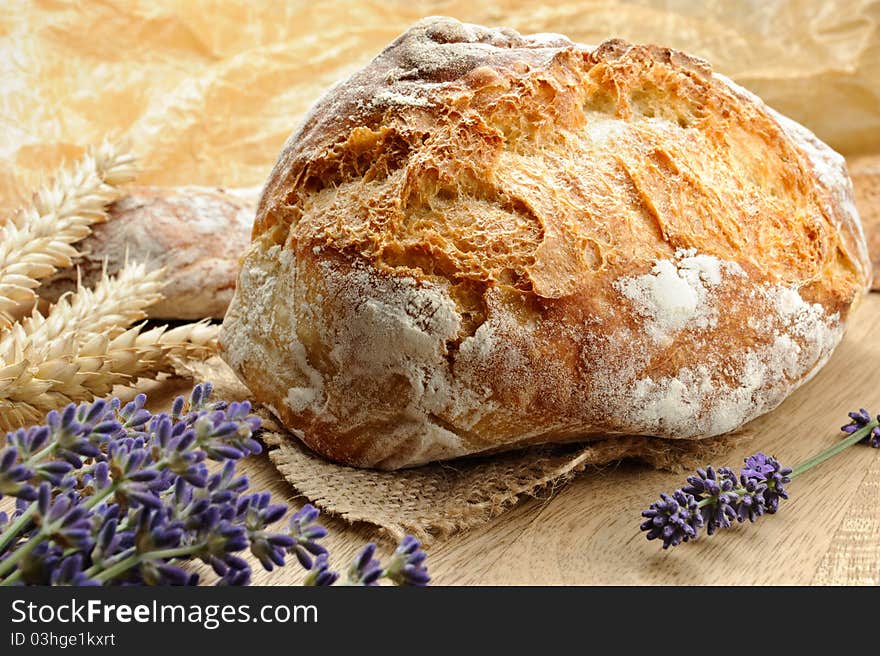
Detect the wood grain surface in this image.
<box><xmin>137</xmin><ymin>292</ymin><xmax>880</xmax><ymax>586</ymax></box>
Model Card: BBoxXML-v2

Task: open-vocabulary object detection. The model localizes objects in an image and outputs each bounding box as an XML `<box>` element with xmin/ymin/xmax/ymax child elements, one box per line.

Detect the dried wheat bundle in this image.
<box><xmin>0</xmin><ymin>270</ymin><xmax>219</xmax><ymax>431</ymax></box>
<box><xmin>0</xmin><ymin>144</ymin><xmax>221</xmax><ymax>431</ymax></box>
<box><xmin>0</xmin><ymin>141</ymin><xmax>136</xmax><ymax>328</ymax></box>
<box><xmin>1</xmin><ymin>261</ymin><xmax>164</xmax><ymax>355</ymax></box>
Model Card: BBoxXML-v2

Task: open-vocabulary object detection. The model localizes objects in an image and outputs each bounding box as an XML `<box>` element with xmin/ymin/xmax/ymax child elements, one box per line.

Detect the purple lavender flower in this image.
<box><xmin>90</xmin><ymin>514</ymin><xmax>123</xmax><ymax>566</ymax></box>
<box><xmin>14</xmin><ymin>497</ymin><xmax>31</xmax><ymax>515</ymax></box>
<box><xmin>193</xmin><ymin>403</ymin><xmax>262</xmax><ymax>461</ymax></box>
<box><xmin>741</xmin><ymin>453</ymin><xmax>775</xmax><ymax>479</ymax></box>
<box><xmin>34</xmin><ymin>460</ymin><xmax>73</xmax><ymax>487</ymax></box>
<box><xmin>237</xmin><ymin>492</ymin><xmax>295</xmax><ymax>571</ymax></box>
<box><xmin>842</xmin><ymin>408</ymin><xmax>872</xmax><ymax>433</ymax></box>
<box><xmin>53</xmin><ymin>406</ymin><xmax>111</xmax><ymax>464</ymax></box>
<box><xmin>191</xmin><ymin>506</ymin><xmax>249</xmax><ymax>575</ymax></box>
<box><xmin>742</xmin><ymin>453</ymin><xmax>791</xmax><ymax>514</ymax></box>
<box><xmin>6</xmin><ymin>425</ymin><xmax>51</xmax><ymax>459</ymax></box>
<box><xmin>640</xmin><ymin>449</ymin><xmax>801</xmax><ymax>547</ymax></box>
<box><xmin>841</xmin><ymin>408</ymin><xmax>880</xmax><ymax>447</ymax></box>
<box><xmin>0</xmin><ymin>447</ymin><xmax>36</xmax><ymax>500</ymax></box>
<box><xmin>132</xmin><ymin>507</ymin><xmax>183</xmax><ymax>554</ymax></box>
<box><xmin>106</xmin><ymin>444</ymin><xmax>162</xmax><ymax>509</ymax></box>
<box><xmin>171</xmin><ymin>395</ymin><xmax>186</xmax><ymax>419</ymax></box>
<box><xmin>50</xmin><ymin>555</ymin><xmax>99</xmax><ymax>586</ymax></box>
<box><xmin>303</xmin><ymin>553</ymin><xmax>339</xmax><ymax>586</ymax></box>
<box><xmin>640</xmin><ymin>490</ymin><xmax>702</xmax><ymax>549</ymax></box>
<box><xmin>287</xmin><ymin>504</ymin><xmax>328</xmax><ymax>570</ymax></box>
<box><xmin>682</xmin><ymin>466</ymin><xmax>738</xmax><ymax>535</ymax></box>
<box><xmin>217</xmin><ymin>564</ymin><xmax>250</xmax><ymax>586</ymax></box>
<box><xmin>140</xmin><ymin>561</ymin><xmax>198</xmax><ymax>586</ymax></box>
<box><xmin>13</xmin><ymin>541</ymin><xmax>65</xmax><ymax>585</ymax></box>
<box><xmin>635</xmin><ymin>403</ymin><xmax>880</xmax><ymax>551</ymax></box>
<box><xmin>384</xmin><ymin>535</ymin><xmax>430</xmax><ymax>586</ymax></box>
<box><xmin>347</xmin><ymin>543</ymin><xmax>384</xmax><ymax>585</ymax></box>
<box><xmin>206</xmin><ymin>460</ymin><xmax>248</xmax><ymax>502</ymax></box>
<box><xmin>0</xmin><ymin>383</ymin><xmax>430</xmax><ymax>586</ymax></box>
<box><xmin>33</xmin><ymin>484</ymin><xmax>92</xmax><ymax>550</ymax></box>
<box><xmin>188</xmin><ymin>383</ymin><xmax>225</xmax><ymax>414</ymax></box>
<box><xmin>92</xmin><ymin>461</ymin><xmax>110</xmax><ymax>490</ymax></box>
<box><xmin>733</xmin><ymin>475</ymin><xmax>767</xmax><ymax>523</ymax></box>
<box><xmin>118</xmin><ymin>394</ymin><xmax>151</xmax><ymax>432</ymax></box>
<box><xmin>149</xmin><ymin>415</ymin><xmax>206</xmax><ymax>485</ymax></box>
<box><xmin>168</xmin><ymin>478</ymin><xmax>209</xmax><ymax>529</ymax></box>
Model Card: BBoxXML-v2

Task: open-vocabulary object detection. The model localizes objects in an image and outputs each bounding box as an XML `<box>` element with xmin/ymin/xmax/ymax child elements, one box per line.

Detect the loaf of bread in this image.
<box><xmin>40</xmin><ymin>185</ymin><xmax>258</xmax><ymax>319</ymax></box>
<box><xmin>220</xmin><ymin>17</ymin><xmax>871</xmax><ymax>469</ymax></box>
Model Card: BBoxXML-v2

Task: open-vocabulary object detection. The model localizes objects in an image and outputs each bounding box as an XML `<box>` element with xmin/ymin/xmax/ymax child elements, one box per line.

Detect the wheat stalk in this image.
<box><xmin>0</xmin><ymin>261</ymin><xmax>164</xmax><ymax>358</ymax></box>
<box><xmin>0</xmin><ymin>141</ymin><xmax>224</xmax><ymax>430</ymax></box>
<box><xmin>0</xmin><ymin>259</ymin><xmax>219</xmax><ymax>432</ymax></box>
<box><xmin>0</xmin><ymin>141</ymin><xmax>136</xmax><ymax>328</ymax></box>
<box><xmin>0</xmin><ymin>318</ymin><xmax>219</xmax><ymax>432</ymax></box>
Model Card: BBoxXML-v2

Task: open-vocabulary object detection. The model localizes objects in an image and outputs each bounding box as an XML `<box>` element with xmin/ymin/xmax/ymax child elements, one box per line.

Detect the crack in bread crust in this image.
<box><xmin>223</xmin><ymin>17</ymin><xmax>870</xmax><ymax>469</ymax></box>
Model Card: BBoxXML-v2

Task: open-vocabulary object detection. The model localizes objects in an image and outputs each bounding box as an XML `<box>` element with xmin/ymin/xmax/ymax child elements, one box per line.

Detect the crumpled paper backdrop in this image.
<box><xmin>1</xmin><ymin>0</ymin><xmax>879</xmax><ymax>216</ymax></box>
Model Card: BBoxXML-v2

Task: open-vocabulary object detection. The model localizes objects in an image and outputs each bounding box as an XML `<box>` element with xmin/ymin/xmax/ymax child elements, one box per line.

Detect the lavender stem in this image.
<box><xmin>81</xmin><ymin>483</ymin><xmax>119</xmax><ymax>511</ymax></box>
<box><xmin>790</xmin><ymin>420</ymin><xmax>878</xmax><ymax>479</ymax></box>
<box><xmin>0</xmin><ymin>504</ymin><xmax>36</xmax><ymax>554</ymax></box>
<box><xmin>91</xmin><ymin>545</ymin><xmax>201</xmax><ymax>583</ymax></box>
<box><xmin>0</xmin><ymin>532</ymin><xmax>42</xmax><ymax>579</ymax></box>
<box><xmin>80</xmin><ymin>547</ymin><xmax>137</xmax><ymax>576</ymax></box>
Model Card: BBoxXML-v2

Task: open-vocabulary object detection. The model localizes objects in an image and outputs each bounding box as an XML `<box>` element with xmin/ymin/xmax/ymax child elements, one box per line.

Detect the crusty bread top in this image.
<box><xmin>254</xmin><ymin>16</ymin><xmax>869</xmax><ymax>318</ymax></box>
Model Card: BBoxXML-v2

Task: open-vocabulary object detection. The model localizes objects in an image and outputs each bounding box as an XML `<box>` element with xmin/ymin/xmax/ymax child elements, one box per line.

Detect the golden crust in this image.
<box><xmin>222</xmin><ymin>18</ymin><xmax>870</xmax><ymax>469</ymax></box>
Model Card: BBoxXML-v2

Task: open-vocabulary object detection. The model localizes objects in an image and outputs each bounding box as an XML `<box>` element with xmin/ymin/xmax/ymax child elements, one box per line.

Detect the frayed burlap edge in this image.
<box><xmin>180</xmin><ymin>357</ymin><xmax>742</xmax><ymax>543</ymax></box>
<box><xmin>260</xmin><ymin>424</ymin><xmax>740</xmax><ymax>543</ymax></box>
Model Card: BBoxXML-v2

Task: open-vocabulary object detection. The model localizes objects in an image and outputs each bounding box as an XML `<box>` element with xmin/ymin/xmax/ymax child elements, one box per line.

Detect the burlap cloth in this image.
<box><xmin>181</xmin><ymin>357</ymin><xmax>738</xmax><ymax>543</ymax></box>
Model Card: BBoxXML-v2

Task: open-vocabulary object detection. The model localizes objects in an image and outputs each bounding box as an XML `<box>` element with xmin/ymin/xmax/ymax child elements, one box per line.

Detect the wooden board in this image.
<box><xmin>141</xmin><ymin>292</ymin><xmax>880</xmax><ymax>586</ymax></box>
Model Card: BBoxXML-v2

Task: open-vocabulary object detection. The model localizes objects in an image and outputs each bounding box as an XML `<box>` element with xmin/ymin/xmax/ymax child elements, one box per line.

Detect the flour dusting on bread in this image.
<box><xmin>597</xmin><ymin>249</ymin><xmax>844</xmax><ymax>439</ymax></box>
<box><xmin>614</xmin><ymin>249</ymin><xmax>745</xmax><ymax>344</ymax></box>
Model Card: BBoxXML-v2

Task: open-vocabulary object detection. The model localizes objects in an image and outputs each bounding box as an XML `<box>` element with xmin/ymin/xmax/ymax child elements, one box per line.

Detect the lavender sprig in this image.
<box><xmin>0</xmin><ymin>384</ymin><xmax>430</xmax><ymax>586</ymax></box>
<box><xmin>346</xmin><ymin>543</ymin><xmax>384</xmax><ymax>586</ymax></box>
<box><xmin>384</xmin><ymin>535</ymin><xmax>431</xmax><ymax>586</ymax></box>
<box><xmin>640</xmin><ymin>409</ymin><xmax>879</xmax><ymax>548</ymax></box>
<box><xmin>287</xmin><ymin>504</ymin><xmax>328</xmax><ymax>570</ymax></box>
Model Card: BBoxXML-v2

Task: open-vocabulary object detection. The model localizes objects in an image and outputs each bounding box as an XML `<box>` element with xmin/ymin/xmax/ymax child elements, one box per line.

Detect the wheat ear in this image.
<box><xmin>0</xmin><ymin>264</ymin><xmax>219</xmax><ymax>432</ymax></box>
<box><xmin>0</xmin><ymin>321</ymin><xmax>219</xmax><ymax>432</ymax></box>
<box><xmin>0</xmin><ymin>261</ymin><xmax>164</xmax><ymax>358</ymax></box>
<box><xmin>0</xmin><ymin>141</ymin><xmax>136</xmax><ymax>328</ymax></box>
